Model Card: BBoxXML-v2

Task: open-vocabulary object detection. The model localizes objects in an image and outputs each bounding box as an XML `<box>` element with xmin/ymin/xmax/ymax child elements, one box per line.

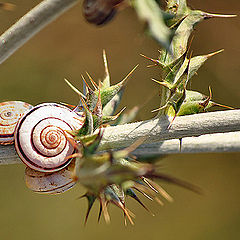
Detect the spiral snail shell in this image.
<box><xmin>83</xmin><ymin>0</ymin><xmax>124</xmax><ymax>25</ymax></box>
<box><xmin>14</xmin><ymin>103</ymin><xmax>85</xmax><ymax>173</ymax></box>
<box><xmin>0</xmin><ymin>101</ymin><xmax>32</xmax><ymax>145</ymax></box>
<box><xmin>25</xmin><ymin>160</ymin><xmax>76</xmax><ymax>194</ymax></box>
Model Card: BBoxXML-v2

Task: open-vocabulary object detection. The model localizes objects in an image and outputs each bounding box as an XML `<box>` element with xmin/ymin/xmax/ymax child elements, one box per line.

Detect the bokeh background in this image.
<box><xmin>0</xmin><ymin>0</ymin><xmax>240</xmax><ymax>239</ymax></box>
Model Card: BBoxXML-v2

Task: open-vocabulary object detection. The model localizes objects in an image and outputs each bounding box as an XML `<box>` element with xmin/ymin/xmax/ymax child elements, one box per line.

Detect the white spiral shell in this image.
<box><xmin>25</xmin><ymin>160</ymin><xmax>76</xmax><ymax>194</ymax></box>
<box><xmin>14</xmin><ymin>103</ymin><xmax>85</xmax><ymax>173</ymax></box>
<box><xmin>0</xmin><ymin>101</ymin><xmax>32</xmax><ymax>145</ymax></box>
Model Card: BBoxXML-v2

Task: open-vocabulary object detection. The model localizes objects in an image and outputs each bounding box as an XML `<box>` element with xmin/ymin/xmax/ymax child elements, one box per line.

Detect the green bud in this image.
<box><xmin>98</xmin><ymin>65</ymin><xmax>138</xmax><ymax>108</ymax></box>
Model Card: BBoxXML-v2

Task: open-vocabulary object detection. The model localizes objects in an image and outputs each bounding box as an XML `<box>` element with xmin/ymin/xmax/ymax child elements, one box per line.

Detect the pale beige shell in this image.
<box><xmin>14</xmin><ymin>103</ymin><xmax>85</xmax><ymax>173</ymax></box>
<box><xmin>83</xmin><ymin>0</ymin><xmax>124</xmax><ymax>25</ymax></box>
<box><xmin>25</xmin><ymin>160</ymin><xmax>76</xmax><ymax>194</ymax></box>
<box><xmin>0</xmin><ymin>101</ymin><xmax>32</xmax><ymax>145</ymax></box>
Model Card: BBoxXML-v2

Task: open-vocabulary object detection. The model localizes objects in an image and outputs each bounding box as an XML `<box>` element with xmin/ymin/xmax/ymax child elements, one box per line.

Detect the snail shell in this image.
<box><xmin>0</xmin><ymin>101</ymin><xmax>32</xmax><ymax>145</ymax></box>
<box><xmin>83</xmin><ymin>0</ymin><xmax>124</xmax><ymax>25</ymax></box>
<box><xmin>25</xmin><ymin>160</ymin><xmax>76</xmax><ymax>194</ymax></box>
<box><xmin>14</xmin><ymin>103</ymin><xmax>85</xmax><ymax>173</ymax></box>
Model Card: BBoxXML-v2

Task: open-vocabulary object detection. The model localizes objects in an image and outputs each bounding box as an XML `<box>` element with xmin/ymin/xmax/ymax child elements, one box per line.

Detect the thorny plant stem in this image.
<box><xmin>0</xmin><ymin>0</ymin><xmax>79</xmax><ymax>64</ymax></box>
<box><xmin>133</xmin><ymin>131</ymin><xmax>240</xmax><ymax>157</ymax></box>
<box><xmin>99</xmin><ymin>109</ymin><xmax>240</xmax><ymax>151</ymax></box>
<box><xmin>0</xmin><ymin>0</ymin><xmax>239</xmax><ymax>166</ymax></box>
<box><xmin>1</xmin><ymin>110</ymin><xmax>240</xmax><ymax>165</ymax></box>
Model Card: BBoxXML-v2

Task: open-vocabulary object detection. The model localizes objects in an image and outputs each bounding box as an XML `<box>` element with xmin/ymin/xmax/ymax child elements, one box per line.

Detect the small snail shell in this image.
<box><xmin>25</xmin><ymin>160</ymin><xmax>76</xmax><ymax>194</ymax></box>
<box><xmin>0</xmin><ymin>101</ymin><xmax>32</xmax><ymax>145</ymax></box>
<box><xmin>14</xmin><ymin>103</ymin><xmax>85</xmax><ymax>173</ymax></box>
<box><xmin>83</xmin><ymin>0</ymin><xmax>124</xmax><ymax>25</ymax></box>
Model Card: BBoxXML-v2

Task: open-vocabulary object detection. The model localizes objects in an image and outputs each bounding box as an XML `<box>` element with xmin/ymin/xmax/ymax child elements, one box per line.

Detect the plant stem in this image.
<box><xmin>99</xmin><ymin>109</ymin><xmax>240</xmax><ymax>150</ymax></box>
<box><xmin>133</xmin><ymin>131</ymin><xmax>240</xmax><ymax>157</ymax></box>
<box><xmin>1</xmin><ymin>110</ymin><xmax>239</xmax><ymax>165</ymax></box>
<box><xmin>0</xmin><ymin>0</ymin><xmax>79</xmax><ymax>64</ymax></box>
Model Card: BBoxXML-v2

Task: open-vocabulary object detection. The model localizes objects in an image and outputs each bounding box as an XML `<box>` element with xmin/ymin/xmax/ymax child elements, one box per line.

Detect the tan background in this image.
<box><xmin>0</xmin><ymin>1</ymin><xmax>240</xmax><ymax>239</ymax></box>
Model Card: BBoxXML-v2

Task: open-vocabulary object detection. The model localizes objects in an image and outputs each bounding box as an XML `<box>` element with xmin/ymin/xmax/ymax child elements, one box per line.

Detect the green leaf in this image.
<box><xmin>131</xmin><ymin>0</ymin><xmax>173</xmax><ymax>49</ymax></box>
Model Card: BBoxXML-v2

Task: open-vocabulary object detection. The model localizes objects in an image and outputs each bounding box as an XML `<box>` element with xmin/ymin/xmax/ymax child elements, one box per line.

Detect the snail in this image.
<box><xmin>25</xmin><ymin>160</ymin><xmax>76</xmax><ymax>194</ymax></box>
<box><xmin>82</xmin><ymin>0</ymin><xmax>124</xmax><ymax>25</ymax></box>
<box><xmin>14</xmin><ymin>103</ymin><xmax>85</xmax><ymax>173</ymax></box>
<box><xmin>0</xmin><ymin>101</ymin><xmax>33</xmax><ymax>145</ymax></box>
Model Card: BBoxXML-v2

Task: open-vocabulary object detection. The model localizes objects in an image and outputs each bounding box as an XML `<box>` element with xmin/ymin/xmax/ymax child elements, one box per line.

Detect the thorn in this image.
<box><xmin>152</xmin><ymin>78</ymin><xmax>171</xmax><ymax>89</ymax></box>
<box><xmin>100</xmin><ymin>196</ymin><xmax>110</xmax><ymax>224</ymax></box>
<box><xmin>167</xmin><ymin>114</ymin><xmax>176</xmax><ymax>129</ymax></box>
<box><xmin>79</xmin><ymin>94</ymin><xmax>91</xmax><ymax>113</ymax></box>
<box><xmin>119</xmin><ymin>65</ymin><xmax>139</xmax><ymax>87</ymax></box>
<box><xmin>121</xmin><ymin>136</ymin><xmax>147</xmax><ymax>155</ymax></box>
<box><xmin>147</xmin><ymin>64</ymin><xmax>159</xmax><ymax>68</ymax></box>
<box><xmin>127</xmin><ymin>188</ymin><xmax>154</xmax><ymax>216</ymax></box>
<box><xmin>205</xmin><ymin>86</ymin><xmax>234</xmax><ymax>110</ymax></box>
<box><xmin>124</xmin><ymin>215</ymin><xmax>127</xmax><ymax>226</ymax></box>
<box><xmin>86</xmin><ymin>72</ymin><xmax>98</xmax><ymax>90</ymax></box>
<box><xmin>206</xmin><ymin>49</ymin><xmax>224</xmax><ymax>58</ymax></box>
<box><xmin>81</xmin><ymin>75</ymin><xmax>93</xmax><ymax>93</ymax></box>
<box><xmin>151</xmin><ymin>104</ymin><xmax>168</xmax><ymax>113</ymax></box>
<box><xmin>103</xmin><ymin>49</ymin><xmax>110</xmax><ymax>78</ymax></box>
<box><xmin>143</xmin><ymin>177</ymin><xmax>173</xmax><ymax>202</ymax></box>
<box><xmin>116</xmin><ymin>106</ymin><xmax>127</xmax><ymax>116</ymax></box>
<box><xmin>208</xmin><ymin>85</ymin><xmax>212</xmax><ymax>100</ymax></box>
<box><xmin>133</xmin><ymin>187</ymin><xmax>153</xmax><ymax>201</ymax></box>
<box><xmin>60</xmin><ymin>102</ymin><xmax>76</xmax><ymax>109</ymax></box>
<box><xmin>201</xmin><ymin>86</ymin><xmax>212</xmax><ymax>108</ymax></box>
<box><xmin>97</xmin><ymin>202</ymin><xmax>103</xmax><ymax>223</ymax></box>
<box><xmin>169</xmin><ymin>15</ymin><xmax>187</xmax><ymax>29</ymax></box>
<box><xmin>140</xmin><ymin>53</ymin><xmax>160</xmax><ymax>66</ymax></box>
<box><xmin>64</xmin><ymin>78</ymin><xmax>86</xmax><ymax>99</ymax></box>
<box><xmin>133</xmin><ymin>182</ymin><xmax>156</xmax><ymax>197</ymax></box>
<box><xmin>154</xmin><ymin>197</ymin><xmax>164</xmax><ymax>206</ymax></box>
<box><xmin>92</xmin><ymin>87</ymin><xmax>102</xmax><ymax>116</ymax></box>
<box><xmin>204</xmin><ymin>12</ymin><xmax>237</xmax><ymax>19</ymax></box>
<box><xmin>65</xmin><ymin>135</ymin><xmax>79</xmax><ymax>150</ymax></box>
<box><xmin>112</xmin><ymin>200</ymin><xmax>134</xmax><ymax>225</ymax></box>
<box><xmin>64</xmin><ymin>153</ymin><xmax>81</xmax><ymax>161</ymax></box>
<box><xmin>102</xmin><ymin>200</ymin><xmax>110</xmax><ymax>224</ymax></box>
<box><xmin>76</xmin><ymin>193</ymin><xmax>87</xmax><ymax>200</ymax></box>
<box><xmin>110</xmin><ymin>106</ymin><xmax>127</xmax><ymax>121</ymax></box>
<box><xmin>146</xmin><ymin>173</ymin><xmax>203</xmax><ymax>195</ymax></box>
<box><xmin>212</xmin><ymin>102</ymin><xmax>235</xmax><ymax>110</ymax></box>
<box><xmin>141</xmin><ymin>177</ymin><xmax>158</xmax><ymax>193</ymax></box>
<box><xmin>185</xmin><ymin>35</ymin><xmax>194</xmax><ymax>57</ymax></box>
<box><xmin>84</xmin><ymin>196</ymin><xmax>96</xmax><ymax>226</ymax></box>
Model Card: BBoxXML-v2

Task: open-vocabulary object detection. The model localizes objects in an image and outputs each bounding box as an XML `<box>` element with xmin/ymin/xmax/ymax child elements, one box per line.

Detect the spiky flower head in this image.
<box><xmin>69</xmin><ymin>131</ymin><xmax>201</xmax><ymax>225</ymax></box>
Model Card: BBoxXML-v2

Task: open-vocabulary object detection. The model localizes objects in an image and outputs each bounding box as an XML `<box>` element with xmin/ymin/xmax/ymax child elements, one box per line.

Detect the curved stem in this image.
<box><xmin>133</xmin><ymin>131</ymin><xmax>240</xmax><ymax>157</ymax></box>
<box><xmin>99</xmin><ymin>109</ymin><xmax>240</xmax><ymax>150</ymax></box>
<box><xmin>1</xmin><ymin>110</ymin><xmax>240</xmax><ymax>165</ymax></box>
<box><xmin>0</xmin><ymin>0</ymin><xmax>79</xmax><ymax>64</ymax></box>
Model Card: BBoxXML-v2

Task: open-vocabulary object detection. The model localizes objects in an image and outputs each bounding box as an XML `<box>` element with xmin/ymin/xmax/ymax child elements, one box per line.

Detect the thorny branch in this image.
<box><xmin>0</xmin><ymin>0</ymin><xmax>239</xmax><ymax>166</ymax></box>
<box><xmin>1</xmin><ymin>110</ymin><xmax>240</xmax><ymax>165</ymax></box>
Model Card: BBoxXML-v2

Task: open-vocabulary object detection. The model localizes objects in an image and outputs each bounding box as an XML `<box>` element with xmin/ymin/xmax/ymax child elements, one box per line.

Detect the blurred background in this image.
<box><xmin>0</xmin><ymin>0</ymin><xmax>240</xmax><ymax>239</ymax></box>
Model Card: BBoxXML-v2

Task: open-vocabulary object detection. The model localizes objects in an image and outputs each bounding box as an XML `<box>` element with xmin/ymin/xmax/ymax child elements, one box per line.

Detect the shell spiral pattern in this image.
<box><xmin>0</xmin><ymin>101</ymin><xmax>32</xmax><ymax>145</ymax></box>
<box><xmin>14</xmin><ymin>103</ymin><xmax>85</xmax><ymax>172</ymax></box>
